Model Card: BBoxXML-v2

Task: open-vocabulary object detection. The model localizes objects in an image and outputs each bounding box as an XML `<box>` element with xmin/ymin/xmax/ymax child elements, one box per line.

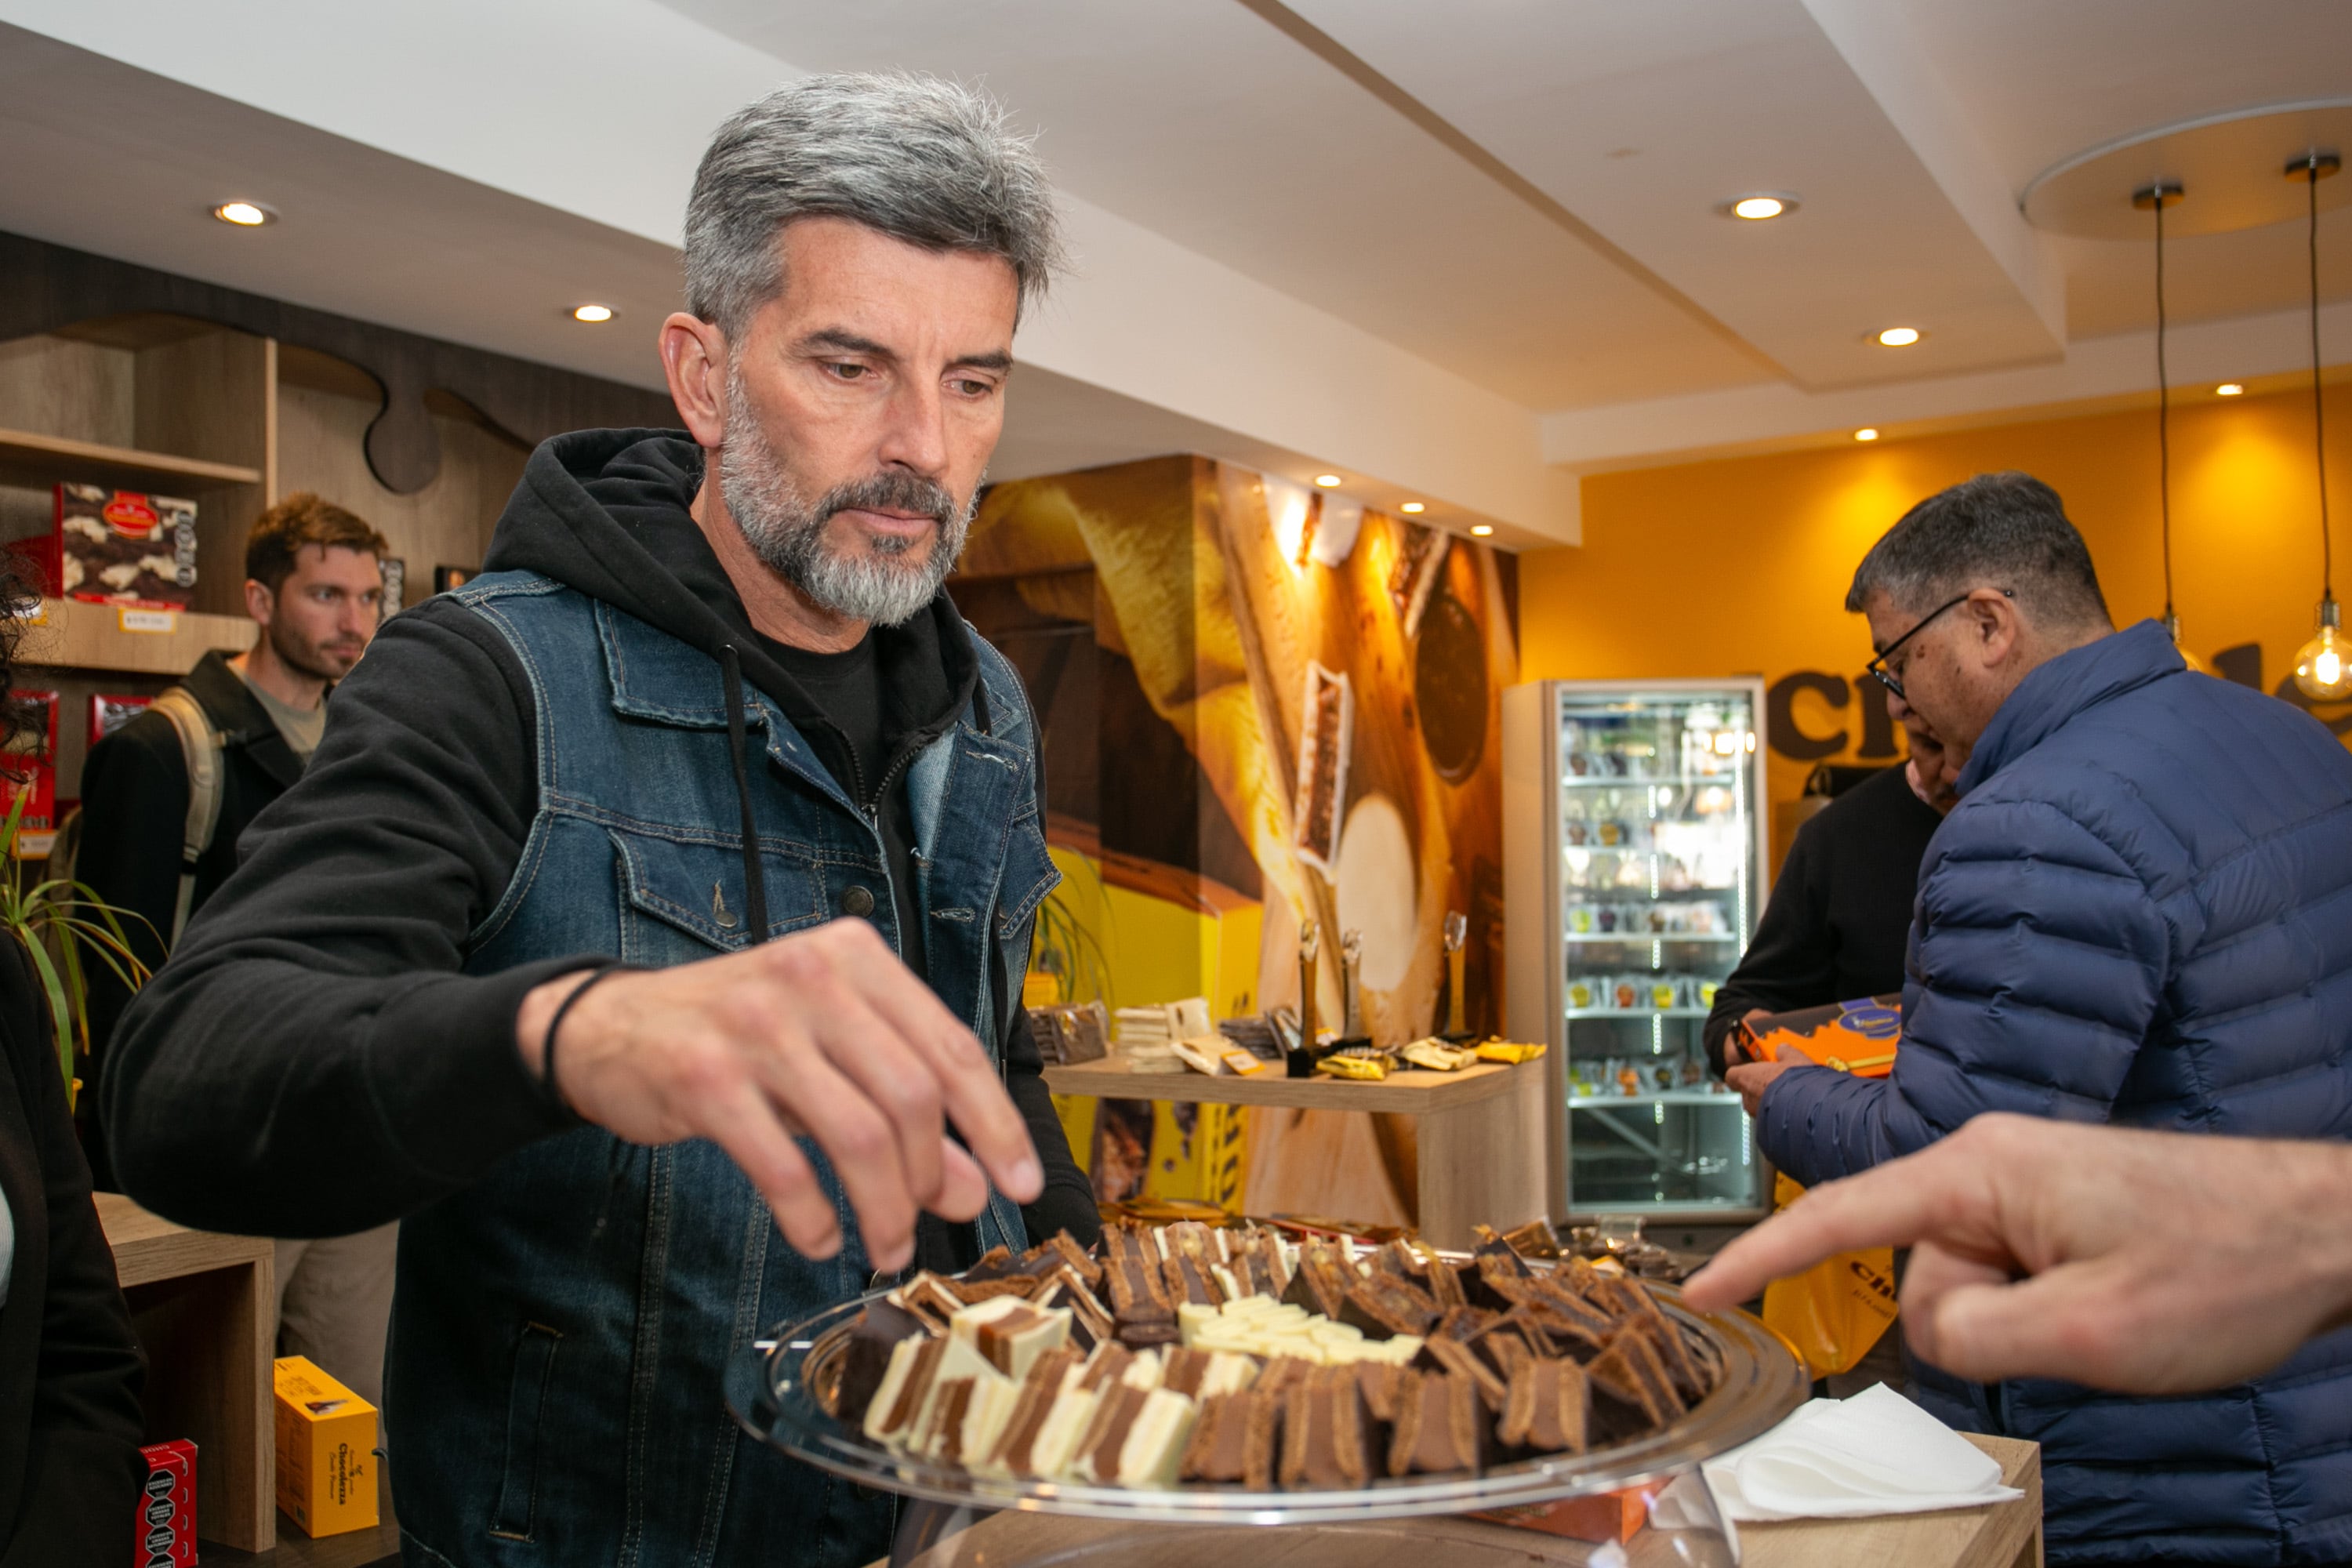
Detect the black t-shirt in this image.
<box><xmin>1703</xmin><ymin>764</ymin><xmax>1947</xmax><ymax>1076</ymax></box>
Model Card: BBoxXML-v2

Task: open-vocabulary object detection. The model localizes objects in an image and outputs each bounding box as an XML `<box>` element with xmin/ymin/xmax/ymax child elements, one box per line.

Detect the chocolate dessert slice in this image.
<box><xmin>1181</xmin><ymin>1390</ymin><xmax>1251</xmax><ymax>1483</ymax></box>
<box><xmin>863</xmin><ymin>1334</ymin><xmax>946</xmax><ymax>1446</ymax></box>
<box><xmin>834</xmin><ymin>1298</ymin><xmax>930</xmax><ymax>1427</ymax></box>
<box><xmin>981</xmin><ymin>1346</ymin><xmax>1083</xmax><ymax>1478</ymax></box>
<box><xmin>1281</xmin><ymin>1239</ymin><xmax>1356</xmax><ymax>1321</ymax></box>
<box><xmin>889</xmin><ymin>1272</ymin><xmax>965</xmax><ymax>1332</ymax></box>
<box><xmin>1587</xmin><ymin>1327</ymin><xmax>1687</xmax><ymax>1432</ymax></box>
<box><xmin>1417</xmin><ymin>1333</ymin><xmax>1508</xmax><ymax>1414</ymax></box>
<box><xmin>1280</xmin><ymin>1367</ymin><xmax>1376</xmax><ymax>1490</ymax></box>
<box><xmin>1116</xmin><ymin>1388</ymin><xmax>1201</xmax><ymax>1487</ymax></box>
<box><xmin>952</xmin><ymin>1296</ymin><xmax>1073</xmax><ymax>1384</ymax></box>
<box><xmin>1242</xmin><ymin>1386</ymin><xmax>1287</xmax><ymax>1491</ymax></box>
<box><xmin>1339</xmin><ymin>1276</ymin><xmax>1441</xmax><ymax>1341</ymax></box>
<box><xmin>1499</xmin><ymin>1357</ymin><xmax>1590</xmax><ymax>1455</ymax></box>
<box><xmin>1031</xmin><ymin>1265</ymin><xmax>1114</xmax><ymax>1351</ymax></box>
<box><xmin>1388</xmin><ymin>1368</ymin><xmax>1496</xmax><ymax>1477</ymax></box>
<box><xmin>1075</xmin><ymin>1384</ymin><xmax>1151</xmax><ymax>1484</ymax></box>
<box><xmin>1045</xmin><ymin>1231</ymin><xmax>1105</xmax><ymax>1290</ymax></box>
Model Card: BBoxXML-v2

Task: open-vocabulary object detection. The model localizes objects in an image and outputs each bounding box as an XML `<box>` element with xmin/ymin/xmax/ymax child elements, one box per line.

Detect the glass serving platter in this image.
<box><xmin>724</xmin><ymin>1270</ymin><xmax>1806</xmax><ymax>1526</ymax></box>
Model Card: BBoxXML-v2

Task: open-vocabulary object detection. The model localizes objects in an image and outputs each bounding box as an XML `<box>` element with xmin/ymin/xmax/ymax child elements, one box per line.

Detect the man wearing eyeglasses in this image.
<box><xmin>1725</xmin><ymin>470</ymin><xmax>2352</xmax><ymax>1567</ymax></box>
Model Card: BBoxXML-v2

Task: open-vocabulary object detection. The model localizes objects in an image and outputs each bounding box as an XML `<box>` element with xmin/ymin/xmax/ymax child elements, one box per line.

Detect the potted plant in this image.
<box><xmin>0</xmin><ymin>786</ymin><xmax>151</xmax><ymax>1111</ymax></box>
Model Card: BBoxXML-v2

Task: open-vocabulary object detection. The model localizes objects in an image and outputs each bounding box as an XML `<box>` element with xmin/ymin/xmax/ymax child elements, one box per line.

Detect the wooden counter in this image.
<box><xmin>97</xmin><ymin>1192</ymin><xmax>276</xmax><ymax>1552</ymax></box>
<box><xmin>1041</xmin><ymin>1057</ymin><xmax>1547</xmax><ymax>1250</ymax></box>
<box><xmin>873</xmin><ymin>1434</ymin><xmax>2040</xmax><ymax>1568</ymax></box>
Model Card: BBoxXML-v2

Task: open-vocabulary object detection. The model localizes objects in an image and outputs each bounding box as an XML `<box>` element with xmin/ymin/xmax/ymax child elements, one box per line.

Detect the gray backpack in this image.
<box><xmin>48</xmin><ymin>684</ymin><xmax>224</xmax><ymax>949</ymax></box>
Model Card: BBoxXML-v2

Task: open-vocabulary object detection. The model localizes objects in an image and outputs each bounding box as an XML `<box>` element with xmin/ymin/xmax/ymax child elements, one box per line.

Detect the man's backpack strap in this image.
<box><xmin>149</xmin><ymin>687</ymin><xmax>225</xmax><ymax>946</ymax></box>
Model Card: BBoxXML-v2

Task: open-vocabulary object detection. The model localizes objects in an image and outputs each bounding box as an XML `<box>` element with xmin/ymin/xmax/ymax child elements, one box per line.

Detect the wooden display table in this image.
<box><xmin>97</xmin><ymin>1193</ymin><xmax>276</xmax><ymax>1553</ymax></box>
<box><xmin>875</xmin><ymin>1434</ymin><xmax>2040</xmax><ymax>1568</ymax></box>
<box><xmin>1041</xmin><ymin>1057</ymin><xmax>1546</xmax><ymax>1250</ymax></box>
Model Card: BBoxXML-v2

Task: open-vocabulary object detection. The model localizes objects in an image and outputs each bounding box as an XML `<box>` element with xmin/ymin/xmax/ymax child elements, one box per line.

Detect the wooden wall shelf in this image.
<box><xmin>19</xmin><ymin>596</ymin><xmax>254</xmax><ymax>676</ymax></box>
<box><xmin>0</xmin><ymin>425</ymin><xmax>263</xmax><ymax>490</ymax></box>
<box><xmin>1043</xmin><ymin>1057</ymin><xmax>1548</xmax><ymax>1250</ymax></box>
<box><xmin>97</xmin><ymin>1192</ymin><xmax>276</xmax><ymax>1553</ymax></box>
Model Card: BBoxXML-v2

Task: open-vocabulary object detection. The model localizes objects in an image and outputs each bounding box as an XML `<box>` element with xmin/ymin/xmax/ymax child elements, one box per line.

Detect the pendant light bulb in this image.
<box><xmin>2295</xmin><ymin>597</ymin><xmax>2352</xmax><ymax>701</ymax></box>
<box><xmin>2159</xmin><ymin>611</ymin><xmax>2212</xmax><ymax>677</ymax></box>
<box><xmin>2288</xmin><ymin>151</ymin><xmax>2343</xmax><ymax>701</ymax></box>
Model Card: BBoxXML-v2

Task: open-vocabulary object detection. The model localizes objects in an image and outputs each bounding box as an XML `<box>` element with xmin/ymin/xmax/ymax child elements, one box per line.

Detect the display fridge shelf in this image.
<box><xmin>1569</xmin><ymin>1089</ymin><xmax>1741</xmax><ymax>1109</ymax></box>
<box><xmin>1562</xmin><ymin>932</ymin><xmax>1740</xmax><ymax>945</ymax></box>
<box><xmin>1559</xmin><ymin>774</ymin><xmax>1737</xmax><ymax>788</ymax></box>
<box><xmin>1565</xmin><ymin>1007</ymin><xmax>1712</xmax><ymax>1019</ymax></box>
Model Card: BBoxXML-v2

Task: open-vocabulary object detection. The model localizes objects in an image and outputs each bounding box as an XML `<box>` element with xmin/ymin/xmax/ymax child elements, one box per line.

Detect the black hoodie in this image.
<box><xmin>101</xmin><ymin>432</ymin><xmax>1096</xmax><ymax>1261</ymax></box>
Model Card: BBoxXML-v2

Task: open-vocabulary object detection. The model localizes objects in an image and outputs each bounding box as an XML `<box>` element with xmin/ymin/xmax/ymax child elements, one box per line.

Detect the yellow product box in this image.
<box><xmin>273</xmin><ymin>1356</ymin><xmax>379</xmax><ymax>1538</ymax></box>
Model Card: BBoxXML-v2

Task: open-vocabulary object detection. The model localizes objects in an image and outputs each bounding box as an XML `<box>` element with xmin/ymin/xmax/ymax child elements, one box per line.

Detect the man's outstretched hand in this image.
<box><xmin>517</xmin><ymin>918</ymin><xmax>1042</xmax><ymax>1273</ymax></box>
<box><xmin>1682</xmin><ymin>1113</ymin><xmax>2352</xmax><ymax>1396</ymax></box>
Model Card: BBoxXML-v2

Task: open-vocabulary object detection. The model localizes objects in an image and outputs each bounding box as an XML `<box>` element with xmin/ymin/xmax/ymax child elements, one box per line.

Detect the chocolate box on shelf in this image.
<box><xmin>52</xmin><ymin>483</ymin><xmax>198</xmax><ymax>610</ymax></box>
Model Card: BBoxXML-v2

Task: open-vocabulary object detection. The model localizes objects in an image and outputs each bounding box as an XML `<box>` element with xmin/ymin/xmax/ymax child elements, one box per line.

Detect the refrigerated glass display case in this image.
<box><xmin>1502</xmin><ymin>679</ymin><xmax>1770</xmax><ymax>1221</ymax></box>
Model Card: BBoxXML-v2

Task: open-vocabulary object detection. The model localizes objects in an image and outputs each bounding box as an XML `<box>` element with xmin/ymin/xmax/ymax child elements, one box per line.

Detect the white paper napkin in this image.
<box><xmin>1700</xmin><ymin>1384</ymin><xmax>2023</xmax><ymax>1522</ymax></box>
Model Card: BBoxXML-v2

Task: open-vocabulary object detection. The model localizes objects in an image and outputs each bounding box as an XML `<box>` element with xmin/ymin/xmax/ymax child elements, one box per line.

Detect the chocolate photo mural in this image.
<box><xmin>953</xmin><ymin>456</ymin><xmax>1520</xmax><ymax>1227</ymax></box>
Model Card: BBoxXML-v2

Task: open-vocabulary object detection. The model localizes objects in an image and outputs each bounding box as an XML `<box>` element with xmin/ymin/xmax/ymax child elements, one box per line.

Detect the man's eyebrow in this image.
<box><xmin>799</xmin><ymin>328</ymin><xmax>895</xmax><ymax>360</ymax></box>
<box><xmin>950</xmin><ymin>350</ymin><xmax>1014</xmax><ymax>374</ymax></box>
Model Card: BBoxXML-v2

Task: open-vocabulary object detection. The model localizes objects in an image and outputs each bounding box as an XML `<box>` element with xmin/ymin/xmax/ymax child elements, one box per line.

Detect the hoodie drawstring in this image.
<box><xmin>720</xmin><ymin>644</ymin><xmax>771</xmax><ymax>945</ymax></box>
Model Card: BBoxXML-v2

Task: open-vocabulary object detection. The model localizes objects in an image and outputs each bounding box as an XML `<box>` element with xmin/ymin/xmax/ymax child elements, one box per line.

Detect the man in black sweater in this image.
<box><xmin>101</xmin><ymin>74</ymin><xmax>1094</xmax><ymax>1566</ymax></box>
<box><xmin>1704</xmin><ymin>696</ymin><xmax>1955</xmax><ymax>1076</ymax></box>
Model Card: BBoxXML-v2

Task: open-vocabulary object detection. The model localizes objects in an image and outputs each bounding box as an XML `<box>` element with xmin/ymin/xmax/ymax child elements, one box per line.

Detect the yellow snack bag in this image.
<box><xmin>1758</xmin><ymin>1173</ymin><xmax>1898</xmax><ymax>1377</ymax></box>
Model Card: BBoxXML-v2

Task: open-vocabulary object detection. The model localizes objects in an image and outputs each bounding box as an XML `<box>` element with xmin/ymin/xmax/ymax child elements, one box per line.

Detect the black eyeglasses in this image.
<box><xmin>1864</xmin><ymin>589</ymin><xmax>2012</xmax><ymax>700</ymax></box>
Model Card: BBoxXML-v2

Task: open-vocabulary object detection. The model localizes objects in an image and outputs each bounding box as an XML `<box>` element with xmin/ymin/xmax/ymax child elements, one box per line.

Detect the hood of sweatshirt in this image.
<box><xmin>479</xmin><ymin>427</ymin><xmax>981</xmax><ymax>789</ymax></box>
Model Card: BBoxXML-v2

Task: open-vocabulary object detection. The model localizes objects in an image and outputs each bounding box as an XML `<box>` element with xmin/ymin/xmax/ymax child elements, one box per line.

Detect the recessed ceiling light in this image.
<box><xmin>1469</xmin><ymin>524</ymin><xmax>1495</xmax><ymax>537</ymax></box>
<box><xmin>1876</xmin><ymin>326</ymin><xmax>1922</xmax><ymax>347</ymax></box>
<box><xmin>1723</xmin><ymin>194</ymin><xmax>1798</xmax><ymax>221</ymax></box>
<box><xmin>1312</xmin><ymin>474</ymin><xmax>1343</xmax><ymax>488</ymax></box>
<box><xmin>572</xmin><ymin>303</ymin><xmax>616</xmax><ymax>323</ymax></box>
<box><xmin>2216</xmin><ymin>382</ymin><xmax>2245</xmax><ymax>397</ymax></box>
<box><xmin>1854</xmin><ymin>428</ymin><xmax>1880</xmax><ymax>442</ymax></box>
<box><xmin>212</xmin><ymin>201</ymin><xmax>275</xmax><ymax>227</ymax></box>
<box><xmin>1399</xmin><ymin>501</ymin><xmax>1426</xmax><ymax>514</ymax></box>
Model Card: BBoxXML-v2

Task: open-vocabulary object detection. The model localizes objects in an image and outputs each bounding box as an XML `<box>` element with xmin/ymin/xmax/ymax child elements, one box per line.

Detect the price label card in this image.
<box><xmin>118</xmin><ymin>608</ymin><xmax>178</xmax><ymax>634</ymax></box>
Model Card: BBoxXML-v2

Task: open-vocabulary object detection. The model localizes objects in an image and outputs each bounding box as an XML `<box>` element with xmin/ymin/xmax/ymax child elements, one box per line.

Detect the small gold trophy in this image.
<box><xmin>1443</xmin><ymin>910</ymin><xmax>1469</xmax><ymax>1038</ymax></box>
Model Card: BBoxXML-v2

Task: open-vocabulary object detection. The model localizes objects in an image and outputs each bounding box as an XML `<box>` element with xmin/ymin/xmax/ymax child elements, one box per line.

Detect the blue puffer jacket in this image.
<box><xmin>1760</xmin><ymin>620</ymin><xmax>2352</xmax><ymax>1566</ymax></box>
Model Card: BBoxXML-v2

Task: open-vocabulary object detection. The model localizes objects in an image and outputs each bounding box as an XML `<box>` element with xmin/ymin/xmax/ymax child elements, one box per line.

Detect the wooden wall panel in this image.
<box><xmin>134</xmin><ymin>330</ymin><xmax>271</xmax><ymax>616</ymax></box>
<box><xmin>0</xmin><ymin>333</ymin><xmax>133</xmax><ymax>445</ymax></box>
<box><xmin>277</xmin><ymin>380</ymin><xmax>528</xmax><ymax>593</ymax></box>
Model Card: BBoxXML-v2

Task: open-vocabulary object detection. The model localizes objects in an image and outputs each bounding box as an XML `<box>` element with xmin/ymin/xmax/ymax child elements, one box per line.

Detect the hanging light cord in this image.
<box><xmin>2156</xmin><ymin>191</ymin><xmax>2175</xmax><ymax>619</ymax></box>
<box><xmin>2310</xmin><ymin>156</ymin><xmax>2335</xmax><ymax>600</ymax></box>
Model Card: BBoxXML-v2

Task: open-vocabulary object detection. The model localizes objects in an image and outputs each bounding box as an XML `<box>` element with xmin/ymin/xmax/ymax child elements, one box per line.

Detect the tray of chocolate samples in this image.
<box><xmin>724</xmin><ymin>1218</ymin><xmax>1806</xmax><ymax>1524</ymax></box>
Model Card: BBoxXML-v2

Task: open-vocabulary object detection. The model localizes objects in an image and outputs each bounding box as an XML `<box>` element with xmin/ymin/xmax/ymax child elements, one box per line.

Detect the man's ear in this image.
<box><xmin>1969</xmin><ymin>589</ymin><xmax>2022</xmax><ymax>664</ymax></box>
<box><xmin>659</xmin><ymin>313</ymin><xmax>731</xmax><ymax>450</ymax></box>
<box><xmin>243</xmin><ymin>576</ymin><xmax>274</xmax><ymax>630</ymax></box>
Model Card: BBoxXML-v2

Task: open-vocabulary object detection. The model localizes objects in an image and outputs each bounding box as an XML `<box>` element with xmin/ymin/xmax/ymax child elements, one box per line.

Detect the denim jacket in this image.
<box><xmin>387</xmin><ymin>572</ymin><xmax>1056</xmax><ymax>1568</ymax></box>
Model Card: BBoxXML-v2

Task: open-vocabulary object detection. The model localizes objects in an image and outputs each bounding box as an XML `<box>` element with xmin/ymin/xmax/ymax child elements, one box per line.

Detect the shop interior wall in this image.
<box><xmin>1519</xmin><ymin>379</ymin><xmax>2352</xmax><ymax>868</ymax></box>
<box><xmin>957</xmin><ymin>454</ymin><xmax>1521</xmax><ymax>1225</ymax></box>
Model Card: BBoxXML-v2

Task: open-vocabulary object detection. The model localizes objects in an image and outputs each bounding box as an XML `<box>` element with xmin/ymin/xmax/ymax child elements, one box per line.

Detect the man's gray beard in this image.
<box><xmin>717</xmin><ymin>375</ymin><xmax>976</xmax><ymax>627</ymax></box>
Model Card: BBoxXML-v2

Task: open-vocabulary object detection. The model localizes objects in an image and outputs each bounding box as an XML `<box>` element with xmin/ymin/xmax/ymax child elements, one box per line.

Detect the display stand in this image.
<box><xmin>866</xmin><ymin>1435</ymin><xmax>2041</xmax><ymax>1568</ymax></box>
<box><xmin>1041</xmin><ymin>1057</ymin><xmax>1546</xmax><ymax>1250</ymax></box>
<box><xmin>96</xmin><ymin>1192</ymin><xmax>275</xmax><ymax>1552</ymax></box>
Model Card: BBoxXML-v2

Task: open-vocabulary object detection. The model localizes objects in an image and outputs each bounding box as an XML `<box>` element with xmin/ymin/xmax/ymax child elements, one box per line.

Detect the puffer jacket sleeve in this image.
<box><xmin>1760</xmin><ymin>792</ymin><xmax>2171</xmax><ymax>1185</ymax></box>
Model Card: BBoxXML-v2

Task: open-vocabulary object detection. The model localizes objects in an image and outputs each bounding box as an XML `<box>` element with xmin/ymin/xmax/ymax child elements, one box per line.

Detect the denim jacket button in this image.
<box><xmin>840</xmin><ymin>884</ymin><xmax>877</xmax><ymax>918</ymax></box>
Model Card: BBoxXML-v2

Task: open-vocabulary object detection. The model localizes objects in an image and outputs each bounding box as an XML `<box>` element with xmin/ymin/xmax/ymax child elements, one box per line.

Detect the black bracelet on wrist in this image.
<box><xmin>541</xmin><ymin>962</ymin><xmax>632</xmax><ymax>1118</ymax></box>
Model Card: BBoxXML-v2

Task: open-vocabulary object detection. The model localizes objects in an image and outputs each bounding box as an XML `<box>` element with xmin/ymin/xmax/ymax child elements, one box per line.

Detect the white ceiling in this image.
<box><xmin>0</xmin><ymin>0</ymin><xmax>2348</xmax><ymax>544</ymax></box>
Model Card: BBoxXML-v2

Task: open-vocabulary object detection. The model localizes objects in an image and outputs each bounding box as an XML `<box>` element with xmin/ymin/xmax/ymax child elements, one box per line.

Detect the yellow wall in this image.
<box><xmin>1521</xmin><ymin>383</ymin><xmax>2352</xmax><ymax>839</ymax></box>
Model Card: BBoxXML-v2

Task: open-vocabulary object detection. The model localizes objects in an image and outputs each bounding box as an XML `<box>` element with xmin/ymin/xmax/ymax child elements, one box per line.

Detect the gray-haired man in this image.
<box><xmin>104</xmin><ymin>74</ymin><xmax>1098</xmax><ymax>1565</ymax></box>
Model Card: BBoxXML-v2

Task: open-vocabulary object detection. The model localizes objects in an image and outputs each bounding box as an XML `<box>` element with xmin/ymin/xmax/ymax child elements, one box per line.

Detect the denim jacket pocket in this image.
<box><xmin>488</xmin><ymin>1321</ymin><xmax>563</xmax><ymax>1541</ymax></box>
<box><xmin>993</xmin><ymin>815</ymin><xmax>1060</xmax><ymax>945</ymax></box>
<box><xmin>611</xmin><ymin>826</ymin><xmax>825</xmax><ymax>960</ymax></box>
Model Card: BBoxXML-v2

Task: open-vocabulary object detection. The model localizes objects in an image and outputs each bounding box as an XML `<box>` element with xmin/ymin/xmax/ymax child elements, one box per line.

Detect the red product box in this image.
<box><xmin>6</xmin><ymin>689</ymin><xmax>58</xmax><ymax>857</ymax></box>
<box><xmin>136</xmin><ymin>1439</ymin><xmax>197</xmax><ymax>1567</ymax></box>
